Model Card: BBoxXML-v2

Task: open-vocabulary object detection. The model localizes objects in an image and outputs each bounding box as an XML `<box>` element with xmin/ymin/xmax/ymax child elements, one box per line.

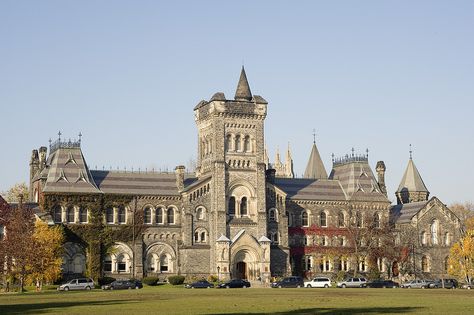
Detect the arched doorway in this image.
<box><xmin>236</xmin><ymin>261</ymin><xmax>247</xmax><ymax>279</ymax></box>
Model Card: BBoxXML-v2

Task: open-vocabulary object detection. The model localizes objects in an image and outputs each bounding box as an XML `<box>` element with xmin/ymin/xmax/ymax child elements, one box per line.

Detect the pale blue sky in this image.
<box><xmin>0</xmin><ymin>1</ymin><xmax>473</xmax><ymax>204</ymax></box>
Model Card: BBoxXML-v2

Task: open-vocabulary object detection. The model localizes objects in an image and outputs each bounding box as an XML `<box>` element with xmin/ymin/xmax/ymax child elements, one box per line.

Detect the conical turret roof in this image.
<box><xmin>396</xmin><ymin>158</ymin><xmax>429</xmax><ymax>193</ymax></box>
<box><xmin>234</xmin><ymin>66</ymin><xmax>252</xmax><ymax>101</ymax></box>
<box><xmin>303</xmin><ymin>143</ymin><xmax>328</xmax><ymax>179</ymax></box>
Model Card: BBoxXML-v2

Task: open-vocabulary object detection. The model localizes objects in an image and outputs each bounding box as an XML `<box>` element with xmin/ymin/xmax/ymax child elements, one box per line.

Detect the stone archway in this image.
<box><xmin>232</xmin><ymin>248</ymin><xmax>259</xmax><ymax>280</ymax></box>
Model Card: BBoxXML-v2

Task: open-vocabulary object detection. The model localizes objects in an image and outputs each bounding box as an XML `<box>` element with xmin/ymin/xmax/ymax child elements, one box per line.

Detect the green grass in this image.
<box><xmin>1</xmin><ymin>285</ymin><xmax>473</xmax><ymax>315</ymax></box>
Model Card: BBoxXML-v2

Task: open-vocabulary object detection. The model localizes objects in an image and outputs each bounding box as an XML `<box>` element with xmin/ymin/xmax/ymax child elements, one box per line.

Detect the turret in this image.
<box><xmin>29</xmin><ymin>149</ymin><xmax>40</xmax><ymax>201</ymax></box>
<box><xmin>395</xmin><ymin>151</ymin><xmax>429</xmax><ymax>204</ymax></box>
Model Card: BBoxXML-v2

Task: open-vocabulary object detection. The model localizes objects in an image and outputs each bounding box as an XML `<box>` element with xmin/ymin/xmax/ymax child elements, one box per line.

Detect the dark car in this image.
<box><xmin>426</xmin><ymin>279</ymin><xmax>458</xmax><ymax>289</ymax></box>
<box><xmin>271</xmin><ymin>276</ymin><xmax>304</xmax><ymax>288</ymax></box>
<box><xmin>185</xmin><ymin>280</ymin><xmax>214</xmax><ymax>289</ymax></box>
<box><xmin>102</xmin><ymin>279</ymin><xmax>143</xmax><ymax>290</ymax></box>
<box><xmin>217</xmin><ymin>279</ymin><xmax>251</xmax><ymax>288</ymax></box>
<box><xmin>366</xmin><ymin>280</ymin><xmax>399</xmax><ymax>288</ymax></box>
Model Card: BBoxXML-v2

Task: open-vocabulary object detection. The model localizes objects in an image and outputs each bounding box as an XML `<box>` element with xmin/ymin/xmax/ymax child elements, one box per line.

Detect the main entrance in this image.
<box><xmin>236</xmin><ymin>261</ymin><xmax>247</xmax><ymax>279</ymax></box>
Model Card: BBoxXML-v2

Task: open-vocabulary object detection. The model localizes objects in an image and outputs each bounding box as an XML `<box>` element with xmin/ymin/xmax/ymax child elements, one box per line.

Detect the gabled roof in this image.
<box><xmin>234</xmin><ymin>66</ymin><xmax>252</xmax><ymax>101</ymax></box>
<box><xmin>397</xmin><ymin>158</ymin><xmax>429</xmax><ymax>193</ymax></box>
<box><xmin>303</xmin><ymin>143</ymin><xmax>328</xmax><ymax>180</ymax></box>
<box><xmin>274</xmin><ymin>178</ymin><xmax>346</xmax><ymax>201</ymax></box>
<box><xmin>390</xmin><ymin>201</ymin><xmax>429</xmax><ymax>224</ymax></box>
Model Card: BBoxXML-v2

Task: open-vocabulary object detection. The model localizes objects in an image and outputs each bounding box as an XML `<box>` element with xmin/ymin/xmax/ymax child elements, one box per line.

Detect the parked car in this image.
<box><xmin>366</xmin><ymin>279</ymin><xmax>399</xmax><ymax>288</ymax></box>
<box><xmin>271</xmin><ymin>276</ymin><xmax>304</xmax><ymax>288</ymax></box>
<box><xmin>427</xmin><ymin>279</ymin><xmax>458</xmax><ymax>289</ymax></box>
<box><xmin>58</xmin><ymin>278</ymin><xmax>95</xmax><ymax>291</ymax></box>
<box><xmin>337</xmin><ymin>277</ymin><xmax>367</xmax><ymax>288</ymax></box>
<box><xmin>185</xmin><ymin>280</ymin><xmax>214</xmax><ymax>289</ymax></box>
<box><xmin>304</xmin><ymin>277</ymin><xmax>332</xmax><ymax>288</ymax></box>
<box><xmin>102</xmin><ymin>279</ymin><xmax>143</xmax><ymax>290</ymax></box>
<box><xmin>217</xmin><ymin>279</ymin><xmax>251</xmax><ymax>288</ymax></box>
<box><xmin>461</xmin><ymin>280</ymin><xmax>473</xmax><ymax>290</ymax></box>
<box><xmin>400</xmin><ymin>279</ymin><xmax>431</xmax><ymax>289</ymax></box>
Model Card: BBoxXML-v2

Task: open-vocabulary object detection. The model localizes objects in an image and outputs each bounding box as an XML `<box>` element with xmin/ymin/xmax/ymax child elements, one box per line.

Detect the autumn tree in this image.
<box><xmin>448</xmin><ymin>217</ymin><xmax>474</xmax><ymax>282</ymax></box>
<box><xmin>28</xmin><ymin>220</ymin><xmax>64</xmax><ymax>290</ymax></box>
<box><xmin>2</xmin><ymin>182</ymin><xmax>29</xmax><ymax>203</ymax></box>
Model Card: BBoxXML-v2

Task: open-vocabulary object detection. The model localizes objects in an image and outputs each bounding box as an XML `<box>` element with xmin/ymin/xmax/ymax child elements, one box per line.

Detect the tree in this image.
<box><xmin>448</xmin><ymin>230</ymin><xmax>474</xmax><ymax>283</ymax></box>
<box><xmin>29</xmin><ymin>220</ymin><xmax>64</xmax><ymax>290</ymax></box>
<box><xmin>2</xmin><ymin>182</ymin><xmax>29</xmax><ymax>203</ymax></box>
<box><xmin>450</xmin><ymin>202</ymin><xmax>474</xmax><ymax>230</ymax></box>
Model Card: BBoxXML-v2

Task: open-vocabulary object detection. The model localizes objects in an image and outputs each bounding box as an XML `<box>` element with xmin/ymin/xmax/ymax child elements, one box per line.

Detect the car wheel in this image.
<box><xmin>382</xmin><ymin>286</ymin><xmax>386</xmax><ymax>289</ymax></box>
<box><xmin>64</xmin><ymin>286</ymin><xmax>69</xmax><ymax>291</ymax></box>
<box><xmin>85</xmin><ymin>286</ymin><xmax>91</xmax><ymax>290</ymax></box>
<box><xmin>307</xmin><ymin>284</ymin><xmax>312</xmax><ymax>288</ymax></box>
<box><xmin>135</xmin><ymin>286</ymin><xmax>139</xmax><ymax>290</ymax></box>
<box><xmin>111</xmin><ymin>286</ymin><xmax>114</xmax><ymax>290</ymax></box>
<box><xmin>468</xmin><ymin>286</ymin><xmax>471</xmax><ymax>290</ymax></box>
<box><xmin>226</xmin><ymin>285</ymin><xmax>230</xmax><ymax>289</ymax></box>
<box><xmin>324</xmin><ymin>284</ymin><xmax>329</xmax><ymax>288</ymax></box>
<box><xmin>393</xmin><ymin>286</ymin><xmax>397</xmax><ymax>289</ymax></box>
<box><xmin>407</xmin><ymin>286</ymin><xmax>411</xmax><ymax>289</ymax></box>
<box><xmin>191</xmin><ymin>287</ymin><xmax>194</xmax><ymax>289</ymax></box>
<box><xmin>342</xmin><ymin>284</ymin><xmax>346</xmax><ymax>288</ymax></box>
<box><xmin>297</xmin><ymin>285</ymin><xmax>301</xmax><ymax>288</ymax></box>
<box><xmin>278</xmin><ymin>285</ymin><xmax>282</xmax><ymax>289</ymax></box>
<box><xmin>207</xmin><ymin>286</ymin><xmax>211</xmax><ymax>289</ymax></box>
<box><xmin>243</xmin><ymin>285</ymin><xmax>247</xmax><ymax>288</ymax></box>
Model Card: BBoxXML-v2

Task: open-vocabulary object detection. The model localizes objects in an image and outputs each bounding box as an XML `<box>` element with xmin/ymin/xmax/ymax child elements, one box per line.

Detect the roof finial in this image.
<box><xmin>78</xmin><ymin>132</ymin><xmax>82</xmax><ymax>143</ymax></box>
<box><xmin>58</xmin><ymin>130</ymin><xmax>62</xmax><ymax>141</ymax></box>
<box><xmin>409</xmin><ymin>144</ymin><xmax>413</xmax><ymax>160</ymax></box>
<box><xmin>351</xmin><ymin>147</ymin><xmax>355</xmax><ymax>157</ymax></box>
<box><xmin>366</xmin><ymin>148</ymin><xmax>369</xmax><ymax>158</ymax></box>
<box><xmin>312</xmin><ymin>129</ymin><xmax>316</xmax><ymax>144</ymax></box>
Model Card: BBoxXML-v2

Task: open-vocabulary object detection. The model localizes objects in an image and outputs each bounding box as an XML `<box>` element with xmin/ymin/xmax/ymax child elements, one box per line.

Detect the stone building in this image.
<box><xmin>28</xmin><ymin>68</ymin><xmax>461</xmax><ymax>282</ymax></box>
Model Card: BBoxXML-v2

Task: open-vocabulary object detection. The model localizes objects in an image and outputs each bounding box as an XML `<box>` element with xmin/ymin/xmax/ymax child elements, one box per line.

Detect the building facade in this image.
<box><xmin>28</xmin><ymin>68</ymin><xmax>461</xmax><ymax>282</ymax></box>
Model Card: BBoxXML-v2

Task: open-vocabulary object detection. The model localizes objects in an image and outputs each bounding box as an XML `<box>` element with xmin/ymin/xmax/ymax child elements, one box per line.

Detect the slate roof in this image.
<box><xmin>274</xmin><ymin>178</ymin><xmax>346</xmax><ymax>201</ymax></box>
<box><xmin>303</xmin><ymin>143</ymin><xmax>328</xmax><ymax>180</ymax></box>
<box><xmin>234</xmin><ymin>66</ymin><xmax>252</xmax><ymax>101</ymax></box>
<box><xmin>397</xmin><ymin>158</ymin><xmax>429</xmax><ymax>193</ymax></box>
<box><xmin>390</xmin><ymin>201</ymin><xmax>429</xmax><ymax>224</ymax></box>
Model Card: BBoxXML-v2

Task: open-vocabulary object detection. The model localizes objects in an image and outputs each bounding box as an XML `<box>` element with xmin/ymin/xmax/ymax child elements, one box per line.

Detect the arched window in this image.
<box><xmin>66</xmin><ymin>206</ymin><xmax>75</xmax><ymax>223</ymax></box>
<box><xmin>269</xmin><ymin>209</ymin><xmax>276</xmax><ymax>221</ymax></box>
<box><xmin>147</xmin><ymin>255</ymin><xmax>156</xmax><ymax>272</ymax></box>
<box><xmin>228</xmin><ymin>197</ymin><xmax>236</xmax><ymax>217</ymax></box>
<box><xmin>160</xmin><ymin>255</ymin><xmax>169</xmax><ymax>272</ymax></box>
<box><xmin>117</xmin><ymin>254</ymin><xmax>127</xmax><ymax>272</ymax></box>
<box><xmin>355</xmin><ymin>212</ymin><xmax>362</xmax><ymax>228</ymax></box>
<box><xmin>235</xmin><ymin>135</ymin><xmax>241</xmax><ymax>151</ymax></box>
<box><xmin>106</xmin><ymin>207</ymin><xmax>114</xmax><ymax>224</ymax></box>
<box><xmin>167</xmin><ymin>207</ymin><xmax>175</xmax><ymax>224</ymax></box>
<box><xmin>144</xmin><ymin>207</ymin><xmax>152</xmax><ymax>224</ymax></box>
<box><xmin>444</xmin><ymin>232</ymin><xmax>451</xmax><ymax>246</ymax></box>
<box><xmin>422</xmin><ymin>256</ymin><xmax>429</xmax><ymax>272</ymax></box>
<box><xmin>431</xmin><ymin>220</ymin><xmax>439</xmax><ymax>245</ymax></box>
<box><xmin>196</xmin><ymin>207</ymin><xmax>204</xmax><ymax>220</ymax></box>
<box><xmin>225</xmin><ymin>134</ymin><xmax>232</xmax><ymax>151</ymax></box>
<box><xmin>156</xmin><ymin>207</ymin><xmax>164</xmax><ymax>224</ymax></box>
<box><xmin>200</xmin><ymin>231</ymin><xmax>206</xmax><ymax>242</ymax></box>
<box><xmin>338</xmin><ymin>212</ymin><xmax>345</xmax><ymax>227</ymax></box>
<box><xmin>104</xmin><ymin>254</ymin><xmax>112</xmax><ymax>272</ymax></box>
<box><xmin>244</xmin><ymin>136</ymin><xmax>250</xmax><ymax>152</ymax></box>
<box><xmin>322</xmin><ymin>236</ymin><xmax>328</xmax><ymax>246</ymax></box>
<box><xmin>320</xmin><ymin>212</ymin><xmax>327</xmax><ymax>227</ymax></box>
<box><xmin>240</xmin><ymin>197</ymin><xmax>248</xmax><ymax>216</ymax></box>
<box><xmin>194</xmin><ymin>232</ymin><xmax>199</xmax><ymax>243</ymax></box>
<box><xmin>421</xmin><ymin>231</ymin><xmax>427</xmax><ymax>245</ymax></box>
<box><xmin>117</xmin><ymin>207</ymin><xmax>126</xmax><ymax>224</ymax></box>
<box><xmin>79</xmin><ymin>207</ymin><xmax>88</xmax><ymax>223</ymax></box>
<box><xmin>373</xmin><ymin>213</ymin><xmax>380</xmax><ymax>228</ymax></box>
<box><xmin>53</xmin><ymin>206</ymin><xmax>62</xmax><ymax>223</ymax></box>
<box><xmin>301</xmin><ymin>211</ymin><xmax>309</xmax><ymax>227</ymax></box>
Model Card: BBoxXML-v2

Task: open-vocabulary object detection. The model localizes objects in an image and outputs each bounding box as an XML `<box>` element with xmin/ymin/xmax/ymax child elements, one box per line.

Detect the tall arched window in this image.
<box><xmin>269</xmin><ymin>209</ymin><xmax>276</xmax><ymax>221</ymax></box>
<box><xmin>79</xmin><ymin>207</ymin><xmax>88</xmax><ymax>223</ymax></box>
<box><xmin>200</xmin><ymin>231</ymin><xmax>206</xmax><ymax>242</ymax></box>
<box><xmin>117</xmin><ymin>254</ymin><xmax>127</xmax><ymax>272</ymax></box>
<box><xmin>373</xmin><ymin>213</ymin><xmax>380</xmax><ymax>228</ymax></box>
<box><xmin>422</xmin><ymin>256</ymin><xmax>429</xmax><ymax>272</ymax></box>
<box><xmin>106</xmin><ymin>207</ymin><xmax>114</xmax><ymax>224</ymax></box>
<box><xmin>444</xmin><ymin>232</ymin><xmax>451</xmax><ymax>246</ymax></box>
<box><xmin>421</xmin><ymin>231</ymin><xmax>427</xmax><ymax>245</ymax></box>
<box><xmin>167</xmin><ymin>207</ymin><xmax>175</xmax><ymax>224</ymax></box>
<box><xmin>355</xmin><ymin>211</ymin><xmax>362</xmax><ymax>228</ymax></box>
<box><xmin>160</xmin><ymin>255</ymin><xmax>169</xmax><ymax>272</ymax></box>
<box><xmin>301</xmin><ymin>211</ymin><xmax>309</xmax><ymax>227</ymax></box>
<box><xmin>431</xmin><ymin>220</ymin><xmax>439</xmax><ymax>245</ymax></box>
<box><xmin>194</xmin><ymin>232</ymin><xmax>199</xmax><ymax>243</ymax></box>
<box><xmin>144</xmin><ymin>207</ymin><xmax>152</xmax><ymax>224</ymax></box>
<box><xmin>225</xmin><ymin>134</ymin><xmax>232</xmax><ymax>151</ymax></box>
<box><xmin>66</xmin><ymin>206</ymin><xmax>75</xmax><ymax>223</ymax></box>
<box><xmin>286</xmin><ymin>211</ymin><xmax>292</xmax><ymax>227</ymax></box>
<box><xmin>117</xmin><ymin>207</ymin><xmax>126</xmax><ymax>224</ymax></box>
<box><xmin>320</xmin><ymin>212</ymin><xmax>327</xmax><ymax>227</ymax></box>
<box><xmin>244</xmin><ymin>136</ymin><xmax>250</xmax><ymax>152</ymax></box>
<box><xmin>196</xmin><ymin>207</ymin><xmax>204</xmax><ymax>220</ymax></box>
<box><xmin>53</xmin><ymin>205</ymin><xmax>62</xmax><ymax>223</ymax></box>
<box><xmin>104</xmin><ymin>254</ymin><xmax>112</xmax><ymax>272</ymax></box>
<box><xmin>147</xmin><ymin>255</ymin><xmax>156</xmax><ymax>272</ymax></box>
<box><xmin>228</xmin><ymin>197</ymin><xmax>236</xmax><ymax>217</ymax></box>
<box><xmin>240</xmin><ymin>197</ymin><xmax>248</xmax><ymax>216</ymax></box>
<box><xmin>235</xmin><ymin>135</ymin><xmax>241</xmax><ymax>151</ymax></box>
<box><xmin>156</xmin><ymin>207</ymin><xmax>163</xmax><ymax>224</ymax></box>
<box><xmin>338</xmin><ymin>212</ymin><xmax>345</xmax><ymax>227</ymax></box>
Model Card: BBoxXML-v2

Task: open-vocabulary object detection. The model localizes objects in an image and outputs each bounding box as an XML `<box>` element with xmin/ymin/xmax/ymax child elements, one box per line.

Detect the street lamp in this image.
<box><xmin>217</xmin><ymin>266</ymin><xmax>220</xmax><ymax>283</ymax></box>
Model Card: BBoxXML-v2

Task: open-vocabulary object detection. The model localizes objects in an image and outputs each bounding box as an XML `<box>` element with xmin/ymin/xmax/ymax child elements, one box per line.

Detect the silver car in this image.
<box><xmin>400</xmin><ymin>279</ymin><xmax>431</xmax><ymax>289</ymax></box>
<box><xmin>337</xmin><ymin>277</ymin><xmax>367</xmax><ymax>288</ymax></box>
<box><xmin>58</xmin><ymin>278</ymin><xmax>94</xmax><ymax>291</ymax></box>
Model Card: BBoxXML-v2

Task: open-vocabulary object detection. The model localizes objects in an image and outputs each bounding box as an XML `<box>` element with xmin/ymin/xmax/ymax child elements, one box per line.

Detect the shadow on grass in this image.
<box><xmin>212</xmin><ymin>306</ymin><xmax>423</xmax><ymax>315</ymax></box>
<box><xmin>0</xmin><ymin>299</ymin><xmax>130</xmax><ymax>314</ymax></box>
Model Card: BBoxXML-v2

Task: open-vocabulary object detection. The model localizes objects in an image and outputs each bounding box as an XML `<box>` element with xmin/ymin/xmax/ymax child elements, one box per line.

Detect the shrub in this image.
<box><xmin>208</xmin><ymin>275</ymin><xmax>218</xmax><ymax>283</ymax></box>
<box><xmin>168</xmin><ymin>275</ymin><xmax>185</xmax><ymax>285</ymax></box>
<box><xmin>98</xmin><ymin>277</ymin><xmax>116</xmax><ymax>286</ymax></box>
<box><xmin>142</xmin><ymin>277</ymin><xmax>160</xmax><ymax>286</ymax></box>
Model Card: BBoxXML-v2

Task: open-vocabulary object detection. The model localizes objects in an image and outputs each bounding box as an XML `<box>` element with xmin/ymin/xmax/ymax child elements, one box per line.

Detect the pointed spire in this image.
<box><xmin>303</xmin><ymin>142</ymin><xmax>328</xmax><ymax>180</ymax></box>
<box><xmin>264</xmin><ymin>146</ymin><xmax>269</xmax><ymax>167</ymax></box>
<box><xmin>397</xmin><ymin>158</ymin><xmax>429</xmax><ymax>193</ymax></box>
<box><xmin>234</xmin><ymin>66</ymin><xmax>252</xmax><ymax>101</ymax></box>
<box><xmin>286</xmin><ymin>142</ymin><xmax>292</xmax><ymax>161</ymax></box>
<box><xmin>275</xmin><ymin>147</ymin><xmax>281</xmax><ymax>165</ymax></box>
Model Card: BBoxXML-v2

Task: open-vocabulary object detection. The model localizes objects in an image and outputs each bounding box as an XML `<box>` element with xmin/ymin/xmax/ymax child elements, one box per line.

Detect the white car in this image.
<box><xmin>57</xmin><ymin>278</ymin><xmax>94</xmax><ymax>291</ymax></box>
<box><xmin>304</xmin><ymin>277</ymin><xmax>332</xmax><ymax>288</ymax></box>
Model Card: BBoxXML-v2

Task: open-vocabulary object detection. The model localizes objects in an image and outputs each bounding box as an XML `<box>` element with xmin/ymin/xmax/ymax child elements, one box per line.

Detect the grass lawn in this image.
<box><xmin>1</xmin><ymin>285</ymin><xmax>473</xmax><ymax>315</ymax></box>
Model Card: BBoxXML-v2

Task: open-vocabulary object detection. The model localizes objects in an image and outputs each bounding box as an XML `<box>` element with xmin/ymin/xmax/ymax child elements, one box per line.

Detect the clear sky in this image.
<box><xmin>0</xmin><ymin>1</ymin><xmax>473</xmax><ymax>205</ymax></box>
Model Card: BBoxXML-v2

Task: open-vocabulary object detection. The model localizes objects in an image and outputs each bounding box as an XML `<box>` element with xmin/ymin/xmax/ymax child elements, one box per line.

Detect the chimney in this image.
<box><xmin>39</xmin><ymin>146</ymin><xmax>48</xmax><ymax>169</ymax></box>
<box><xmin>376</xmin><ymin>161</ymin><xmax>387</xmax><ymax>196</ymax></box>
<box><xmin>175</xmin><ymin>165</ymin><xmax>186</xmax><ymax>191</ymax></box>
<box><xmin>266</xmin><ymin>168</ymin><xmax>276</xmax><ymax>184</ymax></box>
